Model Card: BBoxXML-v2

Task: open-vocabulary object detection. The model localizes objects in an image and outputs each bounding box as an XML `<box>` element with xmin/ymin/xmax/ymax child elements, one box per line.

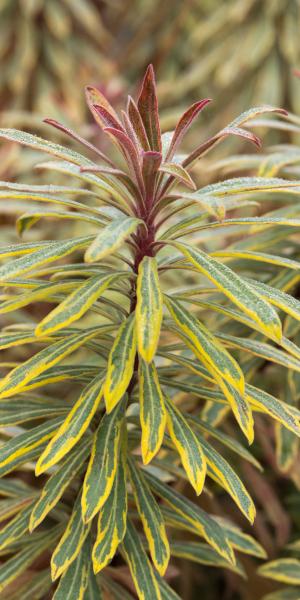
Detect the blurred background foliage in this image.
<box><xmin>1</xmin><ymin>1</ymin><xmax>300</xmax><ymax>599</ymax></box>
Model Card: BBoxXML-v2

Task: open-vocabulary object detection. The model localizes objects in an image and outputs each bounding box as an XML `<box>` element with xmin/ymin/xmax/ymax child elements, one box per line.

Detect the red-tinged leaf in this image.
<box><xmin>166</xmin><ymin>99</ymin><xmax>212</xmax><ymax>160</ymax></box>
<box><xmin>137</xmin><ymin>64</ymin><xmax>162</xmax><ymax>152</ymax></box>
<box><xmin>122</xmin><ymin>110</ymin><xmax>142</xmax><ymax>154</ymax></box>
<box><xmin>183</xmin><ymin>106</ymin><xmax>288</xmax><ymax>167</ymax></box>
<box><xmin>43</xmin><ymin>119</ymin><xmax>113</xmax><ymax>167</ymax></box>
<box><xmin>93</xmin><ymin>105</ymin><xmax>124</xmax><ymax>132</ymax></box>
<box><xmin>104</xmin><ymin>127</ymin><xmax>144</xmax><ymax>193</ymax></box>
<box><xmin>85</xmin><ymin>85</ymin><xmax>122</xmax><ymax>130</ymax></box>
<box><xmin>142</xmin><ymin>151</ymin><xmax>162</xmax><ymax>202</ymax></box>
<box><xmin>127</xmin><ymin>96</ymin><xmax>151</xmax><ymax>151</ymax></box>
<box><xmin>160</xmin><ymin>162</ymin><xmax>196</xmax><ymax>190</ymax></box>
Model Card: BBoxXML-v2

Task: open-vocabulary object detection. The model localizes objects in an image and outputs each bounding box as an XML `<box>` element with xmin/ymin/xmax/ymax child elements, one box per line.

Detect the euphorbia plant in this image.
<box><xmin>1</xmin><ymin>66</ymin><xmax>300</xmax><ymax>599</ymax></box>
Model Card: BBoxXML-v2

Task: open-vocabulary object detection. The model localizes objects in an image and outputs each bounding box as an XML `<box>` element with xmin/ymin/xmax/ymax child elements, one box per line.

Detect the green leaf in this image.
<box><xmin>0</xmin><ymin>236</ymin><xmax>92</xmax><ymax>282</ymax></box>
<box><xmin>82</xmin><ymin>397</ymin><xmax>126</xmax><ymax>523</ymax></box>
<box><xmin>0</xmin><ymin>329</ymin><xmax>100</xmax><ymax>400</ymax></box>
<box><xmin>165</xmin><ymin>296</ymin><xmax>253</xmax><ymax>442</ymax></box>
<box><xmin>121</xmin><ymin>518</ymin><xmax>162</xmax><ymax>600</ymax></box>
<box><xmin>0</xmin><ymin>501</ymin><xmax>34</xmax><ymax>550</ymax></box>
<box><xmin>136</xmin><ymin>256</ymin><xmax>163</xmax><ymax>363</ymax></box>
<box><xmin>51</xmin><ymin>494</ymin><xmax>91</xmax><ymax>581</ymax></box>
<box><xmin>258</xmin><ymin>559</ymin><xmax>300</xmax><ymax>585</ymax></box>
<box><xmin>165</xmin><ymin>397</ymin><xmax>206</xmax><ymax>495</ymax></box>
<box><xmin>173</xmin><ymin>241</ymin><xmax>282</xmax><ymax>342</ymax></box>
<box><xmin>139</xmin><ymin>360</ymin><xmax>166</xmax><ymax>464</ymax></box>
<box><xmin>30</xmin><ymin>441</ymin><xmax>90</xmax><ymax>531</ymax></box>
<box><xmin>194</xmin><ymin>432</ymin><xmax>255</xmax><ymax>522</ymax></box>
<box><xmin>0</xmin><ymin>418</ymin><xmax>63</xmax><ymax>477</ymax></box>
<box><xmin>35</xmin><ymin>273</ymin><xmax>120</xmax><ymax>336</ymax></box>
<box><xmin>104</xmin><ymin>314</ymin><xmax>137</xmax><ymax>412</ymax></box>
<box><xmin>0</xmin><ymin>527</ymin><xmax>60</xmax><ymax>594</ymax></box>
<box><xmin>128</xmin><ymin>457</ymin><xmax>170</xmax><ymax>576</ymax></box>
<box><xmin>246</xmin><ymin>385</ymin><xmax>300</xmax><ymax>437</ymax></box>
<box><xmin>145</xmin><ymin>472</ymin><xmax>235</xmax><ymax>564</ymax></box>
<box><xmin>53</xmin><ymin>536</ymin><xmax>91</xmax><ymax>600</ymax></box>
<box><xmin>36</xmin><ymin>373</ymin><xmax>103</xmax><ymax>475</ymax></box>
<box><xmin>159</xmin><ymin>162</ymin><xmax>196</xmax><ymax>189</ymax></box>
<box><xmin>92</xmin><ymin>433</ymin><xmax>127</xmax><ymax>572</ymax></box>
<box><xmin>84</xmin><ymin>217</ymin><xmax>142</xmax><ymax>263</ymax></box>
<box><xmin>247</xmin><ymin>278</ymin><xmax>300</xmax><ymax>322</ymax></box>
<box><xmin>170</xmin><ymin>541</ymin><xmax>245</xmax><ymax>576</ymax></box>
<box><xmin>0</xmin><ymin>129</ymin><xmax>95</xmax><ymax>167</ymax></box>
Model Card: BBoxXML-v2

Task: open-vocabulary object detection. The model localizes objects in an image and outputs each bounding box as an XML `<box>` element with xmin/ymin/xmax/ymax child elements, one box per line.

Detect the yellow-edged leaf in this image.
<box><xmin>139</xmin><ymin>360</ymin><xmax>166</xmax><ymax>464</ymax></box>
<box><xmin>84</xmin><ymin>217</ymin><xmax>143</xmax><ymax>263</ymax></box>
<box><xmin>173</xmin><ymin>241</ymin><xmax>282</xmax><ymax>342</ymax></box>
<box><xmin>128</xmin><ymin>457</ymin><xmax>170</xmax><ymax>575</ymax></box>
<box><xmin>165</xmin><ymin>397</ymin><xmax>206</xmax><ymax>495</ymax></box>
<box><xmin>35</xmin><ymin>273</ymin><xmax>121</xmax><ymax>336</ymax></box>
<box><xmin>92</xmin><ymin>431</ymin><xmax>127</xmax><ymax>572</ymax></box>
<box><xmin>81</xmin><ymin>397</ymin><xmax>126</xmax><ymax>523</ymax></box>
<box><xmin>35</xmin><ymin>374</ymin><xmax>103</xmax><ymax>475</ymax></box>
<box><xmin>103</xmin><ymin>314</ymin><xmax>137</xmax><ymax>412</ymax></box>
<box><xmin>0</xmin><ymin>329</ymin><xmax>100</xmax><ymax>400</ymax></box>
<box><xmin>136</xmin><ymin>256</ymin><xmax>163</xmax><ymax>362</ymax></box>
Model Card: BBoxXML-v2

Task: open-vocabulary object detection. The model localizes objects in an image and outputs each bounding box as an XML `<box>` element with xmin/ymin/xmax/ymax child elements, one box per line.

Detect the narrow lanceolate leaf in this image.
<box><xmin>166</xmin><ymin>99</ymin><xmax>211</xmax><ymax>160</ymax></box>
<box><xmin>155</xmin><ymin>573</ymin><xmax>181</xmax><ymax>600</ymax></box>
<box><xmin>139</xmin><ymin>360</ymin><xmax>166</xmax><ymax>464</ymax></box>
<box><xmin>53</xmin><ymin>536</ymin><xmax>91</xmax><ymax>600</ymax></box>
<box><xmin>165</xmin><ymin>296</ymin><xmax>244</xmax><ymax>392</ymax></box>
<box><xmin>0</xmin><ymin>528</ymin><xmax>60</xmax><ymax>594</ymax></box>
<box><xmin>84</xmin><ymin>217</ymin><xmax>142</xmax><ymax>263</ymax></box>
<box><xmin>0</xmin><ymin>501</ymin><xmax>33</xmax><ymax>550</ymax></box>
<box><xmin>247</xmin><ymin>278</ymin><xmax>300</xmax><ymax>322</ymax></box>
<box><xmin>36</xmin><ymin>374</ymin><xmax>103</xmax><ymax>475</ymax></box>
<box><xmin>0</xmin><ymin>236</ymin><xmax>92</xmax><ymax>282</ymax></box>
<box><xmin>170</xmin><ymin>542</ymin><xmax>244</xmax><ymax>576</ymax></box>
<box><xmin>51</xmin><ymin>495</ymin><xmax>91</xmax><ymax>581</ymax></box>
<box><xmin>258</xmin><ymin>559</ymin><xmax>300</xmax><ymax>585</ymax></box>
<box><xmin>121</xmin><ymin>519</ymin><xmax>162</xmax><ymax>600</ymax></box>
<box><xmin>82</xmin><ymin>398</ymin><xmax>126</xmax><ymax>523</ymax></box>
<box><xmin>0</xmin><ymin>418</ymin><xmax>63</xmax><ymax>477</ymax></box>
<box><xmin>92</xmin><ymin>434</ymin><xmax>127</xmax><ymax>572</ymax></box>
<box><xmin>128</xmin><ymin>458</ymin><xmax>170</xmax><ymax>576</ymax></box>
<box><xmin>246</xmin><ymin>384</ymin><xmax>300</xmax><ymax>437</ymax></box>
<box><xmin>173</xmin><ymin>242</ymin><xmax>282</xmax><ymax>342</ymax></box>
<box><xmin>136</xmin><ymin>256</ymin><xmax>163</xmax><ymax>363</ymax></box>
<box><xmin>104</xmin><ymin>314</ymin><xmax>136</xmax><ymax>412</ymax></box>
<box><xmin>165</xmin><ymin>296</ymin><xmax>254</xmax><ymax>443</ymax></box>
<box><xmin>145</xmin><ymin>472</ymin><xmax>235</xmax><ymax>564</ymax></box>
<box><xmin>196</xmin><ymin>434</ymin><xmax>255</xmax><ymax>523</ymax></box>
<box><xmin>30</xmin><ymin>442</ymin><xmax>90</xmax><ymax>531</ymax></box>
<box><xmin>165</xmin><ymin>397</ymin><xmax>206</xmax><ymax>495</ymax></box>
<box><xmin>0</xmin><ymin>129</ymin><xmax>95</xmax><ymax>167</ymax></box>
<box><xmin>137</xmin><ymin>64</ymin><xmax>162</xmax><ymax>152</ymax></box>
<box><xmin>159</xmin><ymin>162</ymin><xmax>196</xmax><ymax>190</ymax></box>
<box><xmin>35</xmin><ymin>273</ymin><xmax>119</xmax><ymax>336</ymax></box>
<box><xmin>0</xmin><ymin>329</ymin><xmax>100</xmax><ymax>400</ymax></box>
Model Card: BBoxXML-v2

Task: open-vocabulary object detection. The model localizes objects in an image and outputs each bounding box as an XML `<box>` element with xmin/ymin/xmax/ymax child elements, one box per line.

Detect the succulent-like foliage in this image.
<box><xmin>1</xmin><ymin>66</ymin><xmax>300</xmax><ymax>598</ymax></box>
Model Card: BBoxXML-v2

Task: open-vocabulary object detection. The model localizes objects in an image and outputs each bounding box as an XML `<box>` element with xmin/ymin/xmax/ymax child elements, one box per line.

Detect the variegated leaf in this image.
<box><xmin>136</xmin><ymin>256</ymin><xmax>163</xmax><ymax>363</ymax></box>
<box><xmin>85</xmin><ymin>217</ymin><xmax>142</xmax><ymax>263</ymax></box>
<box><xmin>121</xmin><ymin>518</ymin><xmax>162</xmax><ymax>600</ymax></box>
<box><xmin>35</xmin><ymin>374</ymin><xmax>103</xmax><ymax>475</ymax></box>
<box><xmin>51</xmin><ymin>495</ymin><xmax>91</xmax><ymax>581</ymax></box>
<box><xmin>82</xmin><ymin>397</ymin><xmax>126</xmax><ymax>523</ymax></box>
<box><xmin>104</xmin><ymin>314</ymin><xmax>136</xmax><ymax>412</ymax></box>
<box><xmin>139</xmin><ymin>360</ymin><xmax>166</xmax><ymax>464</ymax></box>
<box><xmin>165</xmin><ymin>397</ymin><xmax>206</xmax><ymax>495</ymax></box>
<box><xmin>92</xmin><ymin>432</ymin><xmax>127</xmax><ymax>572</ymax></box>
<box><xmin>128</xmin><ymin>457</ymin><xmax>170</xmax><ymax>575</ymax></box>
